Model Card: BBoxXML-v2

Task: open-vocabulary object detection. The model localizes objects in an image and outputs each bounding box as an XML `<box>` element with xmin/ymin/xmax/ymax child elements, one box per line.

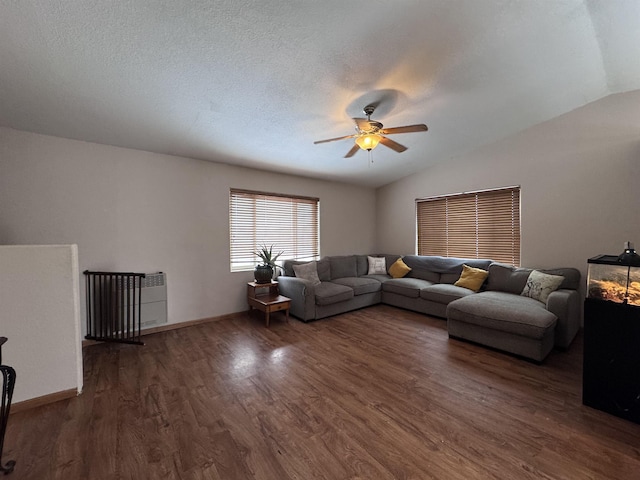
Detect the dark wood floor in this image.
<box><xmin>5</xmin><ymin>305</ymin><xmax>640</xmax><ymax>479</ymax></box>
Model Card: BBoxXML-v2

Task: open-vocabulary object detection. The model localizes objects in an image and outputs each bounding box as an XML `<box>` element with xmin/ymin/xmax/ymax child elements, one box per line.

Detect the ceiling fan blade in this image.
<box><xmin>314</xmin><ymin>134</ymin><xmax>356</xmax><ymax>144</ymax></box>
<box><xmin>380</xmin><ymin>124</ymin><xmax>428</xmax><ymax>135</ymax></box>
<box><xmin>344</xmin><ymin>143</ymin><xmax>360</xmax><ymax>158</ymax></box>
<box><xmin>380</xmin><ymin>136</ymin><xmax>408</xmax><ymax>153</ymax></box>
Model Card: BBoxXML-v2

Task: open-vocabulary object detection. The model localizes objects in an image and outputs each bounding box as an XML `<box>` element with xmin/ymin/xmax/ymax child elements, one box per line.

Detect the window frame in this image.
<box><xmin>416</xmin><ymin>186</ymin><xmax>521</xmax><ymax>266</ymax></box>
<box><xmin>229</xmin><ymin>188</ymin><xmax>320</xmax><ymax>272</ymax></box>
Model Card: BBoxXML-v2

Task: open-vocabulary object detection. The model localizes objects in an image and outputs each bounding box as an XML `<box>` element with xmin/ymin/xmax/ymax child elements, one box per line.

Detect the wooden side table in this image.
<box><xmin>247</xmin><ymin>281</ymin><xmax>291</xmax><ymax>327</ymax></box>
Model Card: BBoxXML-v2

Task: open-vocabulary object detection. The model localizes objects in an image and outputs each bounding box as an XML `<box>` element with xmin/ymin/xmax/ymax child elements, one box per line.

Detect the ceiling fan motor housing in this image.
<box><xmin>360</xmin><ymin>121</ymin><xmax>383</xmax><ymax>134</ymax></box>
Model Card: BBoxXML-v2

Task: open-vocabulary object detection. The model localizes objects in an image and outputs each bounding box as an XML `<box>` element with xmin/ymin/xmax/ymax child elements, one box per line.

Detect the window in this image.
<box><xmin>416</xmin><ymin>186</ymin><xmax>520</xmax><ymax>265</ymax></box>
<box><xmin>229</xmin><ymin>189</ymin><xmax>320</xmax><ymax>272</ymax></box>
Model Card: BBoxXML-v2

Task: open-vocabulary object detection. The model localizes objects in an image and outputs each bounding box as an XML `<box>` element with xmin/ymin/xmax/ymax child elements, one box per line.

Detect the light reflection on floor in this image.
<box><xmin>269</xmin><ymin>347</ymin><xmax>288</xmax><ymax>364</ymax></box>
<box><xmin>230</xmin><ymin>344</ymin><xmax>290</xmax><ymax>374</ymax></box>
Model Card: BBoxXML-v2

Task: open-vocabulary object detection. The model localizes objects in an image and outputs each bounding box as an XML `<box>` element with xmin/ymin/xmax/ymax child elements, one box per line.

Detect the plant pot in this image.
<box><xmin>254</xmin><ymin>264</ymin><xmax>273</xmax><ymax>284</ymax></box>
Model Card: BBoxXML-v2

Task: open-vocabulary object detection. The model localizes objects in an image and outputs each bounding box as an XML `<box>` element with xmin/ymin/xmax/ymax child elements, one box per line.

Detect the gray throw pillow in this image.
<box><xmin>293</xmin><ymin>262</ymin><xmax>321</xmax><ymax>285</ymax></box>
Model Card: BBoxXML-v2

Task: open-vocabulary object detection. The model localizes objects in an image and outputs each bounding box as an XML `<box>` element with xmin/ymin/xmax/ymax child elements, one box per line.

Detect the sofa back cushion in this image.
<box><xmin>403</xmin><ymin>255</ymin><xmax>492</xmax><ymax>284</ymax></box>
<box><xmin>282</xmin><ymin>258</ymin><xmax>330</xmax><ymax>281</ymax></box>
<box><xmin>539</xmin><ymin>267</ymin><xmax>580</xmax><ymax>290</ymax></box>
<box><xmin>486</xmin><ymin>263</ymin><xmax>581</xmax><ymax>293</ymax></box>
<box><xmin>381</xmin><ymin>254</ymin><xmax>402</xmax><ymax>274</ymax></box>
<box><xmin>356</xmin><ymin>255</ymin><xmax>369</xmax><ymax>276</ymax></box>
<box><xmin>316</xmin><ymin>258</ymin><xmax>331</xmax><ymax>281</ymax></box>
<box><xmin>402</xmin><ymin>256</ymin><xmax>441</xmax><ymax>282</ymax></box>
<box><xmin>486</xmin><ymin>263</ymin><xmax>532</xmax><ymax>293</ymax></box>
<box><xmin>283</xmin><ymin>259</ymin><xmax>303</xmax><ymax>277</ymax></box>
<box><xmin>329</xmin><ymin>255</ymin><xmax>358</xmax><ymax>279</ymax></box>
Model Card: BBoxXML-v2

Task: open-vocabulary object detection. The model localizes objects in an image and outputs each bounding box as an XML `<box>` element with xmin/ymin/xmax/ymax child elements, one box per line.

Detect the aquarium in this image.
<box><xmin>587</xmin><ymin>255</ymin><xmax>640</xmax><ymax>306</ymax></box>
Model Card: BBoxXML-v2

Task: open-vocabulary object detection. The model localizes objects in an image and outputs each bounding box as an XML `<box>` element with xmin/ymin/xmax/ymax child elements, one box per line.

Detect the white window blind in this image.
<box><xmin>416</xmin><ymin>186</ymin><xmax>520</xmax><ymax>266</ymax></box>
<box><xmin>229</xmin><ymin>189</ymin><xmax>320</xmax><ymax>272</ymax></box>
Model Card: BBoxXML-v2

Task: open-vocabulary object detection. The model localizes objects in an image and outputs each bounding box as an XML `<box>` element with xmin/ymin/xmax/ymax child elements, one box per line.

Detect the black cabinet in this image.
<box><xmin>583</xmin><ymin>298</ymin><xmax>640</xmax><ymax>424</ymax></box>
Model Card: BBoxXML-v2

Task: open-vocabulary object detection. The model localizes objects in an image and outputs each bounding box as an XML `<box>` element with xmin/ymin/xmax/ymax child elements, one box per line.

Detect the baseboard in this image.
<box><xmin>82</xmin><ymin>311</ymin><xmax>247</xmax><ymax>348</ymax></box>
<box><xmin>11</xmin><ymin>388</ymin><xmax>78</xmax><ymax>414</ymax></box>
<box><xmin>140</xmin><ymin>312</ymin><xmax>245</xmax><ymax>336</ymax></box>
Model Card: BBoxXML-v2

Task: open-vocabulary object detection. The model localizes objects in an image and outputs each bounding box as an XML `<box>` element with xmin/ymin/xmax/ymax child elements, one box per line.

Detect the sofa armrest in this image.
<box><xmin>277</xmin><ymin>276</ymin><xmax>316</xmax><ymax>321</ymax></box>
<box><xmin>546</xmin><ymin>289</ymin><xmax>581</xmax><ymax>348</ymax></box>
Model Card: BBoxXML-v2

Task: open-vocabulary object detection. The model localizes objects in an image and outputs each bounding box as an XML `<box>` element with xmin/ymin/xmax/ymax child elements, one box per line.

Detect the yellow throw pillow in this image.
<box><xmin>389</xmin><ymin>258</ymin><xmax>412</xmax><ymax>279</ymax></box>
<box><xmin>454</xmin><ymin>264</ymin><xmax>489</xmax><ymax>292</ymax></box>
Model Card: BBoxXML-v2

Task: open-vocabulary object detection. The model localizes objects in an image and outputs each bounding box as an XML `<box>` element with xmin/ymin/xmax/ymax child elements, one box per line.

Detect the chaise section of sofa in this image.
<box><xmin>446</xmin><ymin>263</ymin><xmax>581</xmax><ymax>362</ymax></box>
<box><xmin>447</xmin><ymin>292</ymin><xmax>558</xmax><ymax>362</ymax></box>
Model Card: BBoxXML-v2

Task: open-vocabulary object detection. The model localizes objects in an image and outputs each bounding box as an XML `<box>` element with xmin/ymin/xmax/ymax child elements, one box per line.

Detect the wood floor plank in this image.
<box><xmin>4</xmin><ymin>305</ymin><xmax>640</xmax><ymax>479</ymax></box>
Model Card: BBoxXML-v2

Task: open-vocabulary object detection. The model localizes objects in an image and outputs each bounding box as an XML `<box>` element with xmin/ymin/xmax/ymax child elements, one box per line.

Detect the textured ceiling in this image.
<box><xmin>1</xmin><ymin>0</ymin><xmax>639</xmax><ymax>188</ymax></box>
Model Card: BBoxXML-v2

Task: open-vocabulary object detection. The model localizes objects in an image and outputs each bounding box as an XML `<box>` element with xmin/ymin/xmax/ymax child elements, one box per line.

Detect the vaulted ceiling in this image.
<box><xmin>1</xmin><ymin>1</ymin><xmax>639</xmax><ymax>187</ymax></box>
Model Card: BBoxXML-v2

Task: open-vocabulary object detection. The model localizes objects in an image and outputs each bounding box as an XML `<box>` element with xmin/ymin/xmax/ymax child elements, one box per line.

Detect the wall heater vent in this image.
<box><xmin>114</xmin><ymin>272</ymin><xmax>168</xmax><ymax>329</ymax></box>
<box><xmin>137</xmin><ymin>272</ymin><xmax>168</xmax><ymax>329</ymax></box>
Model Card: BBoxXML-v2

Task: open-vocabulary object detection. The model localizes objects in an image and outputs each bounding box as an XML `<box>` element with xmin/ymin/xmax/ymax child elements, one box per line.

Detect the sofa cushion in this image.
<box><xmin>440</xmin><ymin>273</ymin><xmax>461</xmax><ymax>284</ymax></box>
<box><xmin>389</xmin><ymin>257</ymin><xmax>412</xmax><ymax>278</ymax></box>
<box><xmin>403</xmin><ymin>256</ymin><xmax>441</xmax><ymax>282</ymax></box>
<box><xmin>317</xmin><ymin>258</ymin><xmax>331</xmax><ymax>281</ymax></box>
<box><xmin>539</xmin><ymin>268</ymin><xmax>580</xmax><ymax>290</ymax></box>
<box><xmin>356</xmin><ymin>255</ymin><xmax>369</xmax><ymax>276</ymax></box>
<box><xmin>383</xmin><ymin>278</ymin><xmax>434</xmax><ymax>298</ymax></box>
<box><xmin>521</xmin><ymin>270</ymin><xmax>564</xmax><ymax>303</ymax></box>
<box><xmin>283</xmin><ymin>259</ymin><xmax>302</xmax><ymax>277</ymax></box>
<box><xmin>332</xmin><ymin>277</ymin><xmax>382</xmax><ymax>296</ymax></box>
<box><xmin>293</xmin><ymin>262</ymin><xmax>321</xmax><ymax>285</ymax></box>
<box><xmin>329</xmin><ymin>255</ymin><xmax>358</xmax><ymax>279</ymax></box>
<box><xmin>420</xmin><ymin>284</ymin><xmax>476</xmax><ymax>304</ymax></box>
<box><xmin>447</xmin><ymin>291</ymin><xmax>558</xmax><ymax>340</ymax></box>
<box><xmin>367</xmin><ymin>256</ymin><xmax>387</xmax><ymax>275</ymax></box>
<box><xmin>361</xmin><ymin>274</ymin><xmax>392</xmax><ymax>283</ymax></box>
<box><xmin>487</xmin><ymin>263</ymin><xmax>581</xmax><ymax>293</ymax></box>
<box><xmin>485</xmin><ymin>263</ymin><xmax>532</xmax><ymax>294</ymax></box>
<box><xmin>382</xmin><ymin>254</ymin><xmax>402</xmax><ymax>273</ymax></box>
<box><xmin>454</xmin><ymin>264</ymin><xmax>489</xmax><ymax>292</ymax></box>
<box><xmin>314</xmin><ymin>282</ymin><xmax>354</xmax><ymax>306</ymax></box>
<box><xmin>403</xmin><ymin>256</ymin><xmax>492</xmax><ymax>283</ymax></box>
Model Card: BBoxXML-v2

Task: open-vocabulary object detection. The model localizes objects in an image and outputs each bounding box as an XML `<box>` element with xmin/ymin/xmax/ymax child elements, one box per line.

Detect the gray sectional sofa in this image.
<box><xmin>278</xmin><ymin>254</ymin><xmax>581</xmax><ymax>362</ymax></box>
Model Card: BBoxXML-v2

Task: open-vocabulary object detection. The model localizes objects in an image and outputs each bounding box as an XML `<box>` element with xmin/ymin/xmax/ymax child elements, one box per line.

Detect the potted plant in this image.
<box><xmin>254</xmin><ymin>244</ymin><xmax>283</xmax><ymax>284</ymax></box>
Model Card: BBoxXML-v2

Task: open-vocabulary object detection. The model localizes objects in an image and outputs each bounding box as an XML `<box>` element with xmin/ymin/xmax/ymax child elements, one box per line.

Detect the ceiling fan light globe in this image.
<box><xmin>355</xmin><ymin>134</ymin><xmax>381</xmax><ymax>151</ymax></box>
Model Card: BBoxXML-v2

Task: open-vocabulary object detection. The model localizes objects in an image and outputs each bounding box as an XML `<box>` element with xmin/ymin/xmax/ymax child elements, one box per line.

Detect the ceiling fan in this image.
<box><xmin>314</xmin><ymin>104</ymin><xmax>428</xmax><ymax>158</ymax></box>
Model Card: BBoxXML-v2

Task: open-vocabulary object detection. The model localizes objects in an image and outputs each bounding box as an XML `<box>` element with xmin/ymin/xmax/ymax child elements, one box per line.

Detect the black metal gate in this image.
<box><xmin>83</xmin><ymin>271</ymin><xmax>146</xmax><ymax>345</ymax></box>
<box><xmin>0</xmin><ymin>337</ymin><xmax>16</xmax><ymax>475</ymax></box>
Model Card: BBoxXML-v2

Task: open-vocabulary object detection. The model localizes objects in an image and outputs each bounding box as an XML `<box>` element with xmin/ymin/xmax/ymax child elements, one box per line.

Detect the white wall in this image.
<box><xmin>2</xmin><ymin>90</ymin><xmax>638</xmax><ymax>338</ymax></box>
<box><xmin>0</xmin><ymin>128</ymin><xmax>376</xmax><ymax>331</ymax></box>
<box><xmin>376</xmin><ymin>90</ymin><xmax>640</xmax><ymax>282</ymax></box>
<box><xmin>0</xmin><ymin>245</ymin><xmax>83</xmax><ymax>403</ymax></box>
